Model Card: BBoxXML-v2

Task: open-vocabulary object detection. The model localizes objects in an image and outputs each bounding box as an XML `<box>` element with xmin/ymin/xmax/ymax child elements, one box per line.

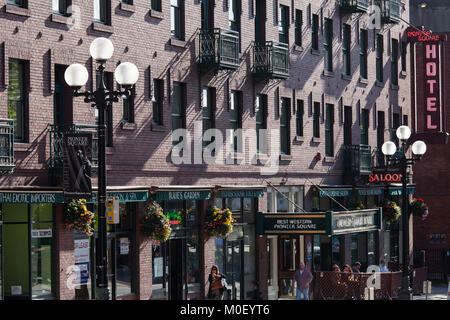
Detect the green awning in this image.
<box><xmin>87</xmin><ymin>191</ymin><xmax>148</xmax><ymax>203</ymax></box>
<box><xmin>219</xmin><ymin>189</ymin><xmax>265</xmax><ymax>198</ymax></box>
<box><xmin>388</xmin><ymin>186</ymin><xmax>415</xmax><ymax>196</ymax></box>
<box><xmin>155</xmin><ymin>190</ymin><xmax>211</xmax><ymax>201</ymax></box>
<box><xmin>357</xmin><ymin>188</ymin><xmax>385</xmax><ymax>196</ymax></box>
<box><xmin>319</xmin><ymin>188</ymin><xmax>352</xmax><ymax>197</ymax></box>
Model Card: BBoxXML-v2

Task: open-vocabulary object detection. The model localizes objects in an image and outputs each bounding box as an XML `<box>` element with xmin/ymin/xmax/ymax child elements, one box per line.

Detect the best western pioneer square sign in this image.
<box><xmin>257</xmin><ymin>209</ymin><xmax>382</xmax><ymax>236</ymax></box>
<box><xmin>256</xmin><ymin>212</ymin><xmax>331</xmax><ymax>235</ymax></box>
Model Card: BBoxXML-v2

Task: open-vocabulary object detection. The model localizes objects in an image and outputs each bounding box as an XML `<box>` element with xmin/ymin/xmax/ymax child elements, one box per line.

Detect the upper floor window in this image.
<box><xmin>313</xmin><ymin>102</ymin><xmax>320</xmax><ymax>138</ymax></box>
<box><xmin>325</xmin><ymin>104</ymin><xmax>334</xmax><ymax>157</ymax></box>
<box><xmin>151</xmin><ymin>0</ymin><xmax>162</xmax><ymax>12</ymax></box>
<box><xmin>202</xmin><ymin>87</ymin><xmax>215</xmax><ymax>148</ymax></box>
<box><xmin>7</xmin><ymin>0</ymin><xmax>26</xmax><ymax>8</ymax></box>
<box><xmin>122</xmin><ymin>0</ymin><xmax>133</xmax><ymax>4</ymax></box>
<box><xmin>360</xmin><ymin>29</ymin><xmax>368</xmax><ymax>79</ymax></box>
<box><xmin>377</xmin><ymin>111</ymin><xmax>385</xmax><ymax>148</ymax></box>
<box><xmin>172</xmin><ymin>82</ymin><xmax>186</xmax><ymax>145</ymax></box>
<box><xmin>278</xmin><ymin>5</ymin><xmax>289</xmax><ymax>45</ymax></box>
<box><xmin>8</xmin><ymin>58</ymin><xmax>28</xmax><ymax>142</ymax></box>
<box><xmin>376</xmin><ymin>34</ymin><xmax>384</xmax><ymax>83</ymax></box>
<box><xmin>295</xmin><ymin>10</ymin><xmax>303</xmax><ymax>47</ymax></box>
<box><xmin>312</xmin><ymin>14</ymin><xmax>319</xmax><ymax>51</ymax></box>
<box><xmin>360</xmin><ymin>109</ymin><xmax>369</xmax><ymax>145</ymax></box>
<box><xmin>152</xmin><ymin>79</ymin><xmax>164</xmax><ymax>126</ymax></box>
<box><xmin>391</xmin><ymin>38</ymin><xmax>399</xmax><ymax>86</ymax></box>
<box><xmin>296</xmin><ymin>99</ymin><xmax>304</xmax><ymax>137</ymax></box>
<box><xmin>256</xmin><ymin>94</ymin><xmax>267</xmax><ymax>154</ymax></box>
<box><xmin>324</xmin><ymin>18</ymin><xmax>333</xmax><ymax>72</ymax></box>
<box><xmin>201</xmin><ymin>0</ymin><xmax>214</xmax><ymax>30</ymax></box>
<box><xmin>229</xmin><ymin>0</ymin><xmax>241</xmax><ymax>51</ymax></box>
<box><xmin>123</xmin><ymin>86</ymin><xmax>135</xmax><ymax>124</ymax></box>
<box><xmin>171</xmin><ymin>0</ymin><xmax>185</xmax><ymax>40</ymax></box>
<box><xmin>230</xmin><ymin>90</ymin><xmax>242</xmax><ymax>153</ymax></box>
<box><xmin>52</xmin><ymin>0</ymin><xmax>70</xmax><ymax>15</ymax></box>
<box><xmin>280</xmin><ymin>98</ymin><xmax>291</xmax><ymax>155</ymax></box>
<box><xmin>401</xmin><ymin>41</ymin><xmax>407</xmax><ymax>73</ymax></box>
<box><xmin>344</xmin><ymin>106</ymin><xmax>352</xmax><ymax>146</ymax></box>
<box><xmin>392</xmin><ymin>112</ymin><xmax>400</xmax><ymax>146</ymax></box>
<box><xmin>94</xmin><ymin>0</ymin><xmax>110</xmax><ymax>25</ymax></box>
<box><xmin>342</xmin><ymin>24</ymin><xmax>351</xmax><ymax>76</ymax></box>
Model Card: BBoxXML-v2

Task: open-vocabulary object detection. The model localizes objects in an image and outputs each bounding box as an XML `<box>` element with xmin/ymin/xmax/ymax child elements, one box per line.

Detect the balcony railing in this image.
<box><xmin>252</xmin><ymin>41</ymin><xmax>289</xmax><ymax>80</ymax></box>
<box><xmin>0</xmin><ymin>119</ymin><xmax>15</xmax><ymax>174</ymax></box>
<box><xmin>198</xmin><ymin>28</ymin><xmax>240</xmax><ymax>71</ymax></box>
<box><xmin>338</xmin><ymin>0</ymin><xmax>369</xmax><ymax>13</ymax></box>
<box><xmin>343</xmin><ymin>144</ymin><xmax>372</xmax><ymax>176</ymax></box>
<box><xmin>49</xmin><ymin>124</ymin><xmax>98</xmax><ymax>170</ymax></box>
<box><xmin>380</xmin><ymin>0</ymin><xmax>401</xmax><ymax>24</ymax></box>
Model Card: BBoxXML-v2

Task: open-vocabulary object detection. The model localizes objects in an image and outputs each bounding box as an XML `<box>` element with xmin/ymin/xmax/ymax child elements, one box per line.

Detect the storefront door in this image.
<box><xmin>278</xmin><ymin>236</ymin><xmax>300</xmax><ymax>299</ymax></box>
<box><xmin>168</xmin><ymin>238</ymin><xmax>185</xmax><ymax>300</ymax></box>
<box><xmin>225</xmin><ymin>240</ymin><xmax>243</xmax><ymax>300</ymax></box>
<box><xmin>0</xmin><ymin>218</ymin><xmax>3</xmax><ymax>299</ymax></box>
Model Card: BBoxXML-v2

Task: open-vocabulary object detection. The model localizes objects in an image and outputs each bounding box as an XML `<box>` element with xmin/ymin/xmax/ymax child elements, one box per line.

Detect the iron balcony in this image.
<box><xmin>198</xmin><ymin>28</ymin><xmax>240</xmax><ymax>72</ymax></box>
<box><xmin>338</xmin><ymin>0</ymin><xmax>370</xmax><ymax>13</ymax></box>
<box><xmin>0</xmin><ymin>119</ymin><xmax>15</xmax><ymax>174</ymax></box>
<box><xmin>343</xmin><ymin>144</ymin><xmax>373</xmax><ymax>176</ymax></box>
<box><xmin>379</xmin><ymin>0</ymin><xmax>401</xmax><ymax>24</ymax></box>
<box><xmin>252</xmin><ymin>41</ymin><xmax>289</xmax><ymax>80</ymax></box>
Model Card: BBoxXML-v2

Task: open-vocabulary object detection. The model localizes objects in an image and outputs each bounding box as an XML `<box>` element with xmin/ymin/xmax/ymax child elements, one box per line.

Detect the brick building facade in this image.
<box><xmin>0</xmin><ymin>0</ymin><xmax>413</xmax><ymax>300</ymax></box>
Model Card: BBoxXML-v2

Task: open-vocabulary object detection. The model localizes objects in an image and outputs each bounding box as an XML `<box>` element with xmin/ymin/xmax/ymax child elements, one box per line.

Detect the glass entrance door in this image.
<box><xmin>278</xmin><ymin>236</ymin><xmax>299</xmax><ymax>299</ymax></box>
<box><xmin>225</xmin><ymin>240</ymin><xmax>243</xmax><ymax>300</ymax></box>
<box><xmin>168</xmin><ymin>238</ymin><xmax>185</xmax><ymax>300</ymax></box>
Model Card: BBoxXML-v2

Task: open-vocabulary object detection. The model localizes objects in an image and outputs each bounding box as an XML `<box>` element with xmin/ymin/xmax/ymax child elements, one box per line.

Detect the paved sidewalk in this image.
<box><xmin>413</xmin><ymin>283</ymin><xmax>449</xmax><ymax>300</ymax></box>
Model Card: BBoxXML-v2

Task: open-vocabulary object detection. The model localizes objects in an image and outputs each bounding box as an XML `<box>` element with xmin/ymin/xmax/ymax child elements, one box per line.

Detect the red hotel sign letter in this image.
<box><xmin>423</xmin><ymin>43</ymin><xmax>441</xmax><ymax>131</ymax></box>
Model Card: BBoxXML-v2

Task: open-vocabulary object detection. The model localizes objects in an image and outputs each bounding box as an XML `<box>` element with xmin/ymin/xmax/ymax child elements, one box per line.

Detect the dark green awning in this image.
<box><xmin>319</xmin><ymin>188</ymin><xmax>352</xmax><ymax>197</ymax></box>
<box><xmin>388</xmin><ymin>186</ymin><xmax>415</xmax><ymax>196</ymax></box>
<box><xmin>219</xmin><ymin>189</ymin><xmax>265</xmax><ymax>198</ymax></box>
<box><xmin>155</xmin><ymin>190</ymin><xmax>211</xmax><ymax>201</ymax></box>
<box><xmin>357</xmin><ymin>188</ymin><xmax>385</xmax><ymax>196</ymax></box>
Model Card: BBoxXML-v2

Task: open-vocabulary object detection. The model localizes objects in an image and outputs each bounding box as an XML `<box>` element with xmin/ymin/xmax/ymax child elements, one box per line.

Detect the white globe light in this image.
<box><xmin>412</xmin><ymin>140</ymin><xmax>427</xmax><ymax>155</ymax></box>
<box><xmin>89</xmin><ymin>37</ymin><xmax>114</xmax><ymax>61</ymax></box>
<box><xmin>114</xmin><ymin>62</ymin><xmax>139</xmax><ymax>86</ymax></box>
<box><xmin>64</xmin><ymin>63</ymin><xmax>89</xmax><ymax>87</ymax></box>
<box><xmin>381</xmin><ymin>141</ymin><xmax>397</xmax><ymax>156</ymax></box>
<box><xmin>396</xmin><ymin>125</ymin><xmax>411</xmax><ymax>141</ymax></box>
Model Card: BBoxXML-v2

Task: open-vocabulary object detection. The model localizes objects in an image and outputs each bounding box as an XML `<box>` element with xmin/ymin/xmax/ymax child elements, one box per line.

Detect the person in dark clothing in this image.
<box><xmin>207</xmin><ymin>265</ymin><xmax>226</xmax><ymax>300</ymax></box>
<box><xmin>352</xmin><ymin>262</ymin><xmax>361</xmax><ymax>274</ymax></box>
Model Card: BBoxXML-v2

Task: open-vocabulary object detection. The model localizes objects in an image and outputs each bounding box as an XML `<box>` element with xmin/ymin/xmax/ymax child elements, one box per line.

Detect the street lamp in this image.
<box><xmin>381</xmin><ymin>126</ymin><xmax>427</xmax><ymax>300</ymax></box>
<box><xmin>64</xmin><ymin>37</ymin><xmax>139</xmax><ymax>300</ymax></box>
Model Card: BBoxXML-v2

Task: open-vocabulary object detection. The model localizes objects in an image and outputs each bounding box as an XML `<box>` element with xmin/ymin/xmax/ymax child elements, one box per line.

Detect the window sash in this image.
<box><xmin>376</xmin><ymin>35</ymin><xmax>383</xmax><ymax>82</ymax></box>
<box><xmin>313</xmin><ymin>102</ymin><xmax>320</xmax><ymax>138</ymax></box>
<box><xmin>360</xmin><ymin>109</ymin><xmax>369</xmax><ymax>145</ymax></box>
<box><xmin>278</xmin><ymin>5</ymin><xmax>289</xmax><ymax>45</ymax></box>
<box><xmin>391</xmin><ymin>39</ymin><xmax>399</xmax><ymax>86</ymax></box>
<box><xmin>324</xmin><ymin>19</ymin><xmax>333</xmax><ymax>72</ymax></box>
<box><xmin>377</xmin><ymin>111</ymin><xmax>385</xmax><ymax>148</ymax></box>
<box><xmin>8</xmin><ymin>59</ymin><xmax>26</xmax><ymax>142</ymax></box>
<box><xmin>171</xmin><ymin>0</ymin><xmax>183</xmax><ymax>40</ymax></box>
<box><xmin>151</xmin><ymin>0</ymin><xmax>162</xmax><ymax>11</ymax></box>
<box><xmin>280</xmin><ymin>99</ymin><xmax>290</xmax><ymax>155</ymax></box>
<box><xmin>122</xmin><ymin>86</ymin><xmax>135</xmax><ymax>123</ymax></box>
<box><xmin>256</xmin><ymin>95</ymin><xmax>267</xmax><ymax>154</ymax></box>
<box><xmin>401</xmin><ymin>41</ymin><xmax>407</xmax><ymax>72</ymax></box>
<box><xmin>360</xmin><ymin>29</ymin><xmax>368</xmax><ymax>79</ymax></box>
<box><xmin>295</xmin><ymin>10</ymin><xmax>302</xmax><ymax>46</ymax></box>
<box><xmin>296</xmin><ymin>100</ymin><xmax>304</xmax><ymax>136</ymax></box>
<box><xmin>152</xmin><ymin>79</ymin><xmax>164</xmax><ymax>125</ymax></box>
<box><xmin>325</xmin><ymin>104</ymin><xmax>334</xmax><ymax>157</ymax></box>
<box><xmin>343</xmin><ymin>24</ymin><xmax>351</xmax><ymax>76</ymax></box>
<box><xmin>312</xmin><ymin>14</ymin><xmax>319</xmax><ymax>50</ymax></box>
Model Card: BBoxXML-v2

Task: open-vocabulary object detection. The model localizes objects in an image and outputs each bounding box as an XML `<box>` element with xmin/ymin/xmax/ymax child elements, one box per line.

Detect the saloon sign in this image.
<box><xmin>368</xmin><ymin>173</ymin><xmax>402</xmax><ymax>183</ymax></box>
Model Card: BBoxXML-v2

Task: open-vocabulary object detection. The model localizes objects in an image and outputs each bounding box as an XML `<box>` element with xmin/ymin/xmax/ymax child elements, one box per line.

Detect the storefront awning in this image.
<box><xmin>356</xmin><ymin>188</ymin><xmax>385</xmax><ymax>196</ymax></box>
<box><xmin>388</xmin><ymin>186</ymin><xmax>415</xmax><ymax>196</ymax></box>
<box><xmin>154</xmin><ymin>189</ymin><xmax>212</xmax><ymax>201</ymax></box>
<box><xmin>319</xmin><ymin>188</ymin><xmax>352</xmax><ymax>197</ymax></box>
<box><xmin>218</xmin><ymin>187</ymin><xmax>265</xmax><ymax>198</ymax></box>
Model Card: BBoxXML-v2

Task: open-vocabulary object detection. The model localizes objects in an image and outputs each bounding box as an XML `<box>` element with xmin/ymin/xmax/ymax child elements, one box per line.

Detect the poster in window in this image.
<box><xmin>63</xmin><ymin>132</ymin><xmax>93</xmax><ymax>199</ymax></box>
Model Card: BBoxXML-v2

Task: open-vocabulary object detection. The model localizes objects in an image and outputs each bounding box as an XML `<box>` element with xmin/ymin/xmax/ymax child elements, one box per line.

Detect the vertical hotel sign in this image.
<box><xmin>423</xmin><ymin>42</ymin><xmax>441</xmax><ymax>131</ymax></box>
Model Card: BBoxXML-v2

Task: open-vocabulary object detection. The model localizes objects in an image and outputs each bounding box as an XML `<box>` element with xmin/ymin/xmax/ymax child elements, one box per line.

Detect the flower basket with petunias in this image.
<box><xmin>64</xmin><ymin>199</ymin><xmax>96</xmax><ymax>236</ymax></box>
<box><xmin>141</xmin><ymin>201</ymin><xmax>172</xmax><ymax>242</ymax></box>
<box><xmin>204</xmin><ymin>206</ymin><xmax>236</xmax><ymax>239</ymax></box>
<box><xmin>382</xmin><ymin>201</ymin><xmax>401</xmax><ymax>225</ymax></box>
<box><xmin>409</xmin><ymin>198</ymin><xmax>429</xmax><ymax>221</ymax></box>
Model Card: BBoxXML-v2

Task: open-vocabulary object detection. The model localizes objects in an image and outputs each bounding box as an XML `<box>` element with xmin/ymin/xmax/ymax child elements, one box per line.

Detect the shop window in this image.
<box><xmin>214</xmin><ymin>238</ymin><xmax>225</xmax><ymax>275</ymax></box>
<box><xmin>313</xmin><ymin>235</ymin><xmax>321</xmax><ymax>272</ymax></box>
<box><xmin>151</xmin><ymin>241</ymin><xmax>165</xmax><ymax>298</ymax></box>
<box><xmin>331</xmin><ymin>236</ymin><xmax>342</xmax><ymax>268</ymax></box>
<box><xmin>267</xmin><ymin>186</ymin><xmax>304</xmax><ymax>212</ymax></box>
<box><xmin>367</xmin><ymin>231</ymin><xmax>377</xmax><ymax>267</ymax></box>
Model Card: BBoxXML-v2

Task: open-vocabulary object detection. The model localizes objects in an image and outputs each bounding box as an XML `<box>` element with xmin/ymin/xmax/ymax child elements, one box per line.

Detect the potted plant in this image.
<box><xmin>141</xmin><ymin>201</ymin><xmax>172</xmax><ymax>242</ymax></box>
<box><xmin>382</xmin><ymin>201</ymin><xmax>401</xmax><ymax>225</ymax></box>
<box><xmin>65</xmin><ymin>199</ymin><xmax>96</xmax><ymax>236</ymax></box>
<box><xmin>410</xmin><ymin>198</ymin><xmax>429</xmax><ymax>221</ymax></box>
<box><xmin>204</xmin><ymin>206</ymin><xmax>236</xmax><ymax>239</ymax></box>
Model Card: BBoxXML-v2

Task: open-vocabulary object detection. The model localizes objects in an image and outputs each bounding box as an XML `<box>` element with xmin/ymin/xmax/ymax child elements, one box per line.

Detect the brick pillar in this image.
<box><xmin>136</xmin><ymin>202</ymin><xmax>152</xmax><ymax>300</ymax></box>
<box><xmin>201</xmin><ymin>199</ymin><xmax>215</xmax><ymax>299</ymax></box>
<box><xmin>256</xmin><ymin>195</ymin><xmax>268</xmax><ymax>299</ymax></box>
<box><xmin>55</xmin><ymin>204</ymin><xmax>75</xmax><ymax>300</ymax></box>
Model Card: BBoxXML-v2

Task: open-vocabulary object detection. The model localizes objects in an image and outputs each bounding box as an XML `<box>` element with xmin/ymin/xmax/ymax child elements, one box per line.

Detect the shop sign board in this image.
<box><xmin>31</xmin><ymin>229</ymin><xmax>53</xmax><ymax>238</ymax></box>
<box><xmin>256</xmin><ymin>212</ymin><xmax>331</xmax><ymax>235</ymax></box>
<box><xmin>357</xmin><ymin>188</ymin><xmax>384</xmax><ymax>196</ymax></box>
<box><xmin>219</xmin><ymin>189</ymin><xmax>265</xmax><ymax>198</ymax></box>
<box><xmin>155</xmin><ymin>190</ymin><xmax>211</xmax><ymax>201</ymax></box>
<box><xmin>331</xmin><ymin>209</ymin><xmax>382</xmax><ymax>235</ymax></box>
<box><xmin>89</xmin><ymin>191</ymin><xmax>148</xmax><ymax>203</ymax></box>
<box><xmin>389</xmin><ymin>187</ymin><xmax>415</xmax><ymax>196</ymax></box>
<box><xmin>319</xmin><ymin>189</ymin><xmax>352</xmax><ymax>198</ymax></box>
<box><xmin>120</xmin><ymin>238</ymin><xmax>129</xmax><ymax>255</ymax></box>
<box><xmin>63</xmin><ymin>133</ymin><xmax>93</xmax><ymax>199</ymax></box>
<box><xmin>407</xmin><ymin>30</ymin><xmax>441</xmax><ymax>42</ymax></box>
<box><xmin>74</xmin><ymin>239</ymin><xmax>90</xmax><ymax>286</ymax></box>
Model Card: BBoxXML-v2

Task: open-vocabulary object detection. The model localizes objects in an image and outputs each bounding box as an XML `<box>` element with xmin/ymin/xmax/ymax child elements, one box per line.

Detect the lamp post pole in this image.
<box><xmin>381</xmin><ymin>126</ymin><xmax>427</xmax><ymax>300</ymax></box>
<box><xmin>65</xmin><ymin>38</ymin><xmax>139</xmax><ymax>300</ymax></box>
<box><xmin>399</xmin><ymin>141</ymin><xmax>412</xmax><ymax>300</ymax></box>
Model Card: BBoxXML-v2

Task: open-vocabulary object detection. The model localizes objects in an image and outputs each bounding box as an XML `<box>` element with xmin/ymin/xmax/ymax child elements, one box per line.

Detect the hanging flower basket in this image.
<box><xmin>410</xmin><ymin>198</ymin><xmax>429</xmax><ymax>221</ymax></box>
<box><xmin>64</xmin><ymin>199</ymin><xmax>96</xmax><ymax>236</ymax></box>
<box><xmin>382</xmin><ymin>201</ymin><xmax>401</xmax><ymax>225</ymax></box>
<box><xmin>141</xmin><ymin>201</ymin><xmax>172</xmax><ymax>242</ymax></box>
<box><xmin>204</xmin><ymin>206</ymin><xmax>236</xmax><ymax>239</ymax></box>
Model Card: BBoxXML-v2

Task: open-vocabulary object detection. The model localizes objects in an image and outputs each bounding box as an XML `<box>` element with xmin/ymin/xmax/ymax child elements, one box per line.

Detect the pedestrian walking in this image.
<box><xmin>207</xmin><ymin>265</ymin><xmax>226</xmax><ymax>300</ymax></box>
<box><xmin>293</xmin><ymin>262</ymin><xmax>313</xmax><ymax>300</ymax></box>
<box><xmin>352</xmin><ymin>262</ymin><xmax>361</xmax><ymax>274</ymax></box>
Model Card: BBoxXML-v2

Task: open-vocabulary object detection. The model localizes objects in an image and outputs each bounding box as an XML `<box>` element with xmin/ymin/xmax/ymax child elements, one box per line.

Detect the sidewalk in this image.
<box><xmin>413</xmin><ymin>283</ymin><xmax>449</xmax><ymax>301</ymax></box>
